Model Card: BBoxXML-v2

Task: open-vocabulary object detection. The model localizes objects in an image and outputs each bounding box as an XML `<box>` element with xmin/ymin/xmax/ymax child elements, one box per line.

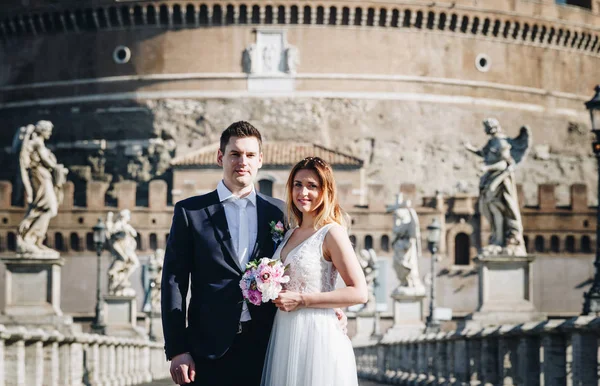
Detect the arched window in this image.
<box><xmin>551</xmin><ymin>235</ymin><xmax>560</xmax><ymax>253</ymax></box>
<box><xmin>239</xmin><ymin>5</ymin><xmax>248</xmax><ymax>24</ymax></box>
<box><xmin>341</xmin><ymin>7</ymin><xmax>350</xmax><ymax>25</ymax></box>
<box><xmin>454</xmin><ymin>233</ymin><xmax>470</xmax><ymax>265</ymax></box>
<box><xmin>581</xmin><ymin>236</ymin><xmax>592</xmax><ymax>253</ymax></box>
<box><xmin>381</xmin><ymin>235</ymin><xmax>390</xmax><ymax>252</ymax></box>
<box><xmin>349</xmin><ymin>235</ymin><xmax>357</xmax><ymax>250</ymax></box>
<box><xmin>303</xmin><ymin>6</ymin><xmax>311</xmax><ymax>24</ymax></box>
<box><xmin>55</xmin><ymin>232</ymin><xmax>65</xmax><ymax>252</ymax></box>
<box><xmin>290</xmin><ymin>6</ymin><xmax>298</xmax><ymax>24</ymax></box>
<box><xmin>86</xmin><ymin>233</ymin><xmax>94</xmax><ymax>251</ymax></box>
<box><xmin>565</xmin><ymin>235</ymin><xmax>575</xmax><ymax>253</ymax></box>
<box><xmin>534</xmin><ymin>236</ymin><xmax>544</xmax><ymax>253</ymax></box>
<box><xmin>150</xmin><ymin>233</ymin><xmax>158</xmax><ymax>250</ymax></box>
<box><xmin>136</xmin><ymin>234</ymin><xmax>142</xmax><ymax>251</ymax></box>
<box><xmin>70</xmin><ymin>233</ymin><xmax>80</xmax><ymax>251</ymax></box>
<box><xmin>7</xmin><ymin>232</ymin><xmax>16</xmax><ymax>251</ymax></box>
<box><xmin>364</xmin><ymin>235</ymin><xmax>373</xmax><ymax>250</ymax></box>
<box><xmin>258</xmin><ymin>179</ymin><xmax>273</xmax><ymax>197</ymax></box>
<box><xmin>316</xmin><ymin>6</ymin><xmax>324</xmax><ymax>24</ymax></box>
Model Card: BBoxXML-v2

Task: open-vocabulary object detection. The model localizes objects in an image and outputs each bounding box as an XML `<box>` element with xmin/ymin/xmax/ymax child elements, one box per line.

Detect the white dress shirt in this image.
<box><xmin>217</xmin><ymin>180</ymin><xmax>258</xmax><ymax>322</ymax></box>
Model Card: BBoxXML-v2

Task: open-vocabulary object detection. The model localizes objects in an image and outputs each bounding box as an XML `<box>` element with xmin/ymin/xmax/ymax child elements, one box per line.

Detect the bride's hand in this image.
<box><xmin>274</xmin><ymin>290</ymin><xmax>305</xmax><ymax>312</ymax></box>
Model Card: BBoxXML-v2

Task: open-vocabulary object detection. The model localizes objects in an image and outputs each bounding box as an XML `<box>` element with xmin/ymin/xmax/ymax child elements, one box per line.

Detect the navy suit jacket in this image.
<box><xmin>161</xmin><ymin>190</ymin><xmax>285</xmax><ymax>360</ymax></box>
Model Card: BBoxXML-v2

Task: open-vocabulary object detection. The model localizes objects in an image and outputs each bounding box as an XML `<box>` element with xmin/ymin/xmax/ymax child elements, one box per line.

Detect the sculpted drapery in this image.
<box><xmin>13</xmin><ymin>121</ymin><xmax>68</xmax><ymax>257</ymax></box>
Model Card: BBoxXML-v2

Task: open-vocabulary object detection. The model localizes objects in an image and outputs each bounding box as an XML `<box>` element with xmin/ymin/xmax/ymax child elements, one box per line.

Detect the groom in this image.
<box><xmin>161</xmin><ymin>121</ymin><xmax>284</xmax><ymax>385</ymax></box>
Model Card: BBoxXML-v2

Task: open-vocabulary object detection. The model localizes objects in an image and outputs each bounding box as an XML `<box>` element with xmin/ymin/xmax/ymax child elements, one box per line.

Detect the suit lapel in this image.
<box><xmin>205</xmin><ymin>202</ymin><xmax>244</xmax><ymax>274</ymax></box>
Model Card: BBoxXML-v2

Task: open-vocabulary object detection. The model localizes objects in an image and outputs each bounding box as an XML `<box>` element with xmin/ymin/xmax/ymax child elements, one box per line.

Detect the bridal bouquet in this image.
<box><xmin>240</xmin><ymin>258</ymin><xmax>290</xmax><ymax>306</ymax></box>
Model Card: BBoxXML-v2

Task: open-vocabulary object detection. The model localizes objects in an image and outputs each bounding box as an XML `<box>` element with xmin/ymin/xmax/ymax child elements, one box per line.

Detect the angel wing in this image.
<box><xmin>12</xmin><ymin>125</ymin><xmax>35</xmax><ymax>204</ymax></box>
<box><xmin>507</xmin><ymin>125</ymin><xmax>532</xmax><ymax>165</ymax></box>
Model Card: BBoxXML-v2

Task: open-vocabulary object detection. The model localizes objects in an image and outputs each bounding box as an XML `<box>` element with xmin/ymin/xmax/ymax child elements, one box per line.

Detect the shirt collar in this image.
<box><xmin>217</xmin><ymin>180</ymin><xmax>257</xmax><ymax>207</ymax></box>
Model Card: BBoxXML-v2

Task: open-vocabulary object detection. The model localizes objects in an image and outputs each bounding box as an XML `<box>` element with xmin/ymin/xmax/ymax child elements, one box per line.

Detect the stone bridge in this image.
<box><xmin>0</xmin><ymin>324</ymin><xmax>169</xmax><ymax>385</ymax></box>
<box><xmin>355</xmin><ymin>316</ymin><xmax>600</xmax><ymax>386</ymax></box>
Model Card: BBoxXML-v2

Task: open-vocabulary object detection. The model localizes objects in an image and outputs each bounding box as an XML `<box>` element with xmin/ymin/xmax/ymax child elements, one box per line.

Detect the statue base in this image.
<box><xmin>465</xmin><ymin>253</ymin><xmax>546</xmax><ymax>329</ymax></box>
<box><xmin>351</xmin><ymin>310</ymin><xmax>381</xmax><ymax>347</ymax></box>
<box><xmin>103</xmin><ymin>295</ymin><xmax>146</xmax><ymax>338</ymax></box>
<box><xmin>381</xmin><ymin>289</ymin><xmax>426</xmax><ymax>342</ymax></box>
<box><xmin>0</xmin><ymin>255</ymin><xmax>78</xmax><ymax>333</ymax></box>
<box><xmin>147</xmin><ymin>311</ymin><xmax>164</xmax><ymax>342</ymax></box>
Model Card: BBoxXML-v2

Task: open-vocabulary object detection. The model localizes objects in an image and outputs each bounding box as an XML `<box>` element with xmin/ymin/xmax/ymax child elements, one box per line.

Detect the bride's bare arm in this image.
<box><xmin>274</xmin><ymin>225</ymin><xmax>368</xmax><ymax>311</ymax></box>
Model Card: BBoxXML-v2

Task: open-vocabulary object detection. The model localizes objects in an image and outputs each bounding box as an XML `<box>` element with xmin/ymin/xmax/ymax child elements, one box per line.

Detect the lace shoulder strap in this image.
<box><xmin>314</xmin><ymin>223</ymin><xmax>336</xmax><ymax>246</ymax></box>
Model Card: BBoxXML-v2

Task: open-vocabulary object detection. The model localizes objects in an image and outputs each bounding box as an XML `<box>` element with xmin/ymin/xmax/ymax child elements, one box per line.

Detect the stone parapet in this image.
<box><xmin>355</xmin><ymin>315</ymin><xmax>600</xmax><ymax>385</ymax></box>
<box><xmin>0</xmin><ymin>324</ymin><xmax>169</xmax><ymax>386</ymax></box>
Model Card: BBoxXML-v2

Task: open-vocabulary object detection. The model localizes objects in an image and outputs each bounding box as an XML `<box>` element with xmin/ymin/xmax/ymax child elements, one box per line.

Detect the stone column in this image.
<box><xmin>517</xmin><ymin>335</ymin><xmax>541</xmax><ymax>386</ymax></box>
<box><xmin>468</xmin><ymin>337</ymin><xmax>482</xmax><ymax>385</ymax></box>
<box><xmin>5</xmin><ymin>331</ymin><xmax>25</xmax><ymax>386</ymax></box>
<box><xmin>453</xmin><ymin>338</ymin><xmax>469</xmax><ymax>385</ymax></box>
<box><xmin>24</xmin><ymin>332</ymin><xmax>45</xmax><ymax>386</ymax></box>
<box><xmin>498</xmin><ymin>330</ymin><xmax>520</xmax><ymax>386</ymax></box>
<box><xmin>570</xmin><ymin>330</ymin><xmax>597</xmax><ymax>385</ymax></box>
<box><xmin>44</xmin><ymin>332</ymin><xmax>61</xmax><ymax>386</ymax></box>
<box><xmin>540</xmin><ymin>333</ymin><xmax>566</xmax><ymax>386</ymax></box>
<box><xmin>480</xmin><ymin>333</ymin><xmax>499</xmax><ymax>386</ymax></box>
<box><xmin>88</xmin><ymin>340</ymin><xmax>100</xmax><ymax>386</ymax></box>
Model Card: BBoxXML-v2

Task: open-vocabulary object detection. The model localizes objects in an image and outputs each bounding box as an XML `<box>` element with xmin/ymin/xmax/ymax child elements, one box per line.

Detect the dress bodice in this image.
<box><xmin>273</xmin><ymin>223</ymin><xmax>337</xmax><ymax>294</ymax></box>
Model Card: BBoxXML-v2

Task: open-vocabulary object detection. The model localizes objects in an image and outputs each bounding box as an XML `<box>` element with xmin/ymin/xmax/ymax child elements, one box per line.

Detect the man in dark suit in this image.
<box><xmin>161</xmin><ymin>121</ymin><xmax>285</xmax><ymax>385</ymax></box>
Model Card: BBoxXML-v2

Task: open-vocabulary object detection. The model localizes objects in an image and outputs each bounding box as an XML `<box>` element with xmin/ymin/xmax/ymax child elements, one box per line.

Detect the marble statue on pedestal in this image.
<box><xmin>387</xmin><ymin>194</ymin><xmax>425</xmax><ymax>296</ymax></box>
<box><xmin>358</xmin><ymin>249</ymin><xmax>378</xmax><ymax>311</ymax></box>
<box><xmin>464</xmin><ymin>118</ymin><xmax>531</xmax><ymax>256</ymax></box>
<box><xmin>143</xmin><ymin>248</ymin><xmax>164</xmax><ymax>314</ymax></box>
<box><xmin>106</xmin><ymin>209</ymin><xmax>140</xmax><ymax>297</ymax></box>
<box><xmin>12</xmin><ymin>121</ymin><xmax>69</xmax><ymax>258</ymax></box>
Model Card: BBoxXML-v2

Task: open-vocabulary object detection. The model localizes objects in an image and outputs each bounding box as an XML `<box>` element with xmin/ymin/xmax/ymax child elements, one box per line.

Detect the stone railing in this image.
<box><xmin>0</xmin><ymin>324</ymin><xmax>169</xmax><ymax>386</ymax></box>
<box><xmin>355</xmin><ymin>316</ymin><xmax>600</xmax><ymax>385</ymax></box>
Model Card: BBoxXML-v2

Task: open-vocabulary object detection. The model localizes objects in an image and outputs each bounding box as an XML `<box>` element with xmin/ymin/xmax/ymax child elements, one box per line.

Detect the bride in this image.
<box><xmin>261</xmin><ymin>156</ymin><xmax>368</xmax><ymax>386</ymax></box>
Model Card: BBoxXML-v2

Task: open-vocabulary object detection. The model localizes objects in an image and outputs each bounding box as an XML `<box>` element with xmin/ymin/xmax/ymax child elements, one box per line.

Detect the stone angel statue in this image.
<box><xmin>142</xmin><ymin>248</ymin><xmax>164</xmax><ymax>314</ymax></box>
<box><xmin>358</xmin><ymin>249</ymin><xmax>378</xmax><ymax>311</ymax></box>
<box><xmin>106</xmin><ymin>209</ymin><xmax>140</xmax><ymax>296</ymax></box>
<box><xmin>12</xmin><ymin>121</ymin><xmax>69</xmax><ymax>258</ymax></box>
<box><xmin>387</xmin><ymin>194</ymin><xmax>425</xmax><ymax>296</ymax></box>
<box><xmin>464</xmin><ymin>118</ymin><xmax>531</xmax><ymax>256</ymax></box>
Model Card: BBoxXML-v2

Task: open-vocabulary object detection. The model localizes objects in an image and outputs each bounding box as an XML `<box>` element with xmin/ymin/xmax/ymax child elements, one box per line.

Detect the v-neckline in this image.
<box><xmin>280</xmin><ymin>227</ymin><xmax>321</xmax><ymax>264</ymax></box>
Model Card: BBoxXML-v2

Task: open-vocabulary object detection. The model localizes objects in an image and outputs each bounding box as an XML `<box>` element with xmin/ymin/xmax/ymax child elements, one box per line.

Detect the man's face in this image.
<box><xmin>217</xmin><ymin>136</ymin><xmax>263</xmax><ymax>191</ymax></box>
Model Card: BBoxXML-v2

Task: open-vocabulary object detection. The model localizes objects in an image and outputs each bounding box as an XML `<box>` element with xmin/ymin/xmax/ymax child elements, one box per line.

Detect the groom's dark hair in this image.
<box><xmin>220</xmin><ymin>121</ymin><xmax>263</xmax><ymax>153</ymax></box>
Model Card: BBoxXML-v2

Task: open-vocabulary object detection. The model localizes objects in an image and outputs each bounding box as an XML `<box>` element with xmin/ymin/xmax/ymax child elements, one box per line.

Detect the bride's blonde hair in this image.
<box><xmin>285</xmin><ymin>157</ymin><xmax>348</xmax><ymax>229</ymax></box>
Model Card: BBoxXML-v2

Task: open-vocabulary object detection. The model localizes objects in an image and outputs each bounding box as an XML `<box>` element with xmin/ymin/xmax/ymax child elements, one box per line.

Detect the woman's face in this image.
<box><xmin>292</xmin><ymin>169</ymin><xmax>323</xmax><ymax>215</ymax></box>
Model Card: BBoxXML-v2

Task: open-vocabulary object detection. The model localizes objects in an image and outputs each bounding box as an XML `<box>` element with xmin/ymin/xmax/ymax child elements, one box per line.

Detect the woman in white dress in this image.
<box><xmin>261</xmin><ymin>156</ymin><xmax>368</xmax><ymax>386</ymax></box>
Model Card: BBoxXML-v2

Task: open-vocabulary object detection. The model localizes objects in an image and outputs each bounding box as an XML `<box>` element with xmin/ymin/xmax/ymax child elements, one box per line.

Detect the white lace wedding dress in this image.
<box><xmin>261</xmin><ymin>223</ymin><xmax>358</xmax><ymax>386</ymax></box>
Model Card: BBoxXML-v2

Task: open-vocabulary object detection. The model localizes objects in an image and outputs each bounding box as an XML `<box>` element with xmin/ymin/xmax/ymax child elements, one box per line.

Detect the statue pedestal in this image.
<box><xmin>0</xmin><ymin>255</ymin><xmax>78</xmax><ymax>333</ymax></box>
<box><xmin>147</xmin><ymin>311</ymin><xmax>164</xmax><ymax>342</ymax></box>
<box><xmin>103</xmin><ymin>295</ymin><xmax>146</xmax><ymax>338</ymax></box>
<box><xmin>352</xmin><ymin>310</ymin><xmax>381</xmax><ymax>347</ymax></box>
<box><xmin>466</xmin><ymin>254</ymin><xmax>546</xmax><ymax>328</ymax></box>
<box><xmin>382</xmin><ymin>289</ymin><xmax>426</xmax><ymax>342</ymax></box>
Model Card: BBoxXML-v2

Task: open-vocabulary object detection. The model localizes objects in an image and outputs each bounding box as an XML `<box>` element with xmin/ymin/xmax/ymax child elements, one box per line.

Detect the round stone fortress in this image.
<box><xmin>0</xmin><ymin>0</ymin><xmax>599</xmax><ymax>203</ymax></box>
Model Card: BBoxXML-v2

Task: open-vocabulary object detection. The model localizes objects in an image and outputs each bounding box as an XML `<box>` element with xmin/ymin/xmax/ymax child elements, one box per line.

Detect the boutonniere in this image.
<box><xmin>269</xmin><ymin>220</ymin><xmax>285</xmax><ymax>247</ymax></box>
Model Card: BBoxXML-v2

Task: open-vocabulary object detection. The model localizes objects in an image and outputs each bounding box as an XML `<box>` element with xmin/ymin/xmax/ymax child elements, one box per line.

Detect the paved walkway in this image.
<box><xmin>144</xmin><ymin>378</ymin><xmax>386</xmax><ymax>385</ymax></box>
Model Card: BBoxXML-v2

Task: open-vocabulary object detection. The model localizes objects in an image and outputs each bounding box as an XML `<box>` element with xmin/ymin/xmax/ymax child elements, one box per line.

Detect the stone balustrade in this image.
<box><xmin>355</xmin><ymin>316</ymin><xmax>600</xmax><ymax>385</ymax></box>
<box><xmin>0</xmin><ymin>324</ymin><xmax>169</xmax><ymax>386</ymax></box>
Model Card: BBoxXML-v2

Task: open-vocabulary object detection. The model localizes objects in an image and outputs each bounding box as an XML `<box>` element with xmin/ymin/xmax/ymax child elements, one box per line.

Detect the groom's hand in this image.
<box><xmin>335</xmin><ymin>308</ymin><xmax>348</xmax><ymax>336</ymax></box>
<box><xmin>170</xmin><ymin>352</ymin><xmax>196</xmax><ymax>384</ymax></box>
